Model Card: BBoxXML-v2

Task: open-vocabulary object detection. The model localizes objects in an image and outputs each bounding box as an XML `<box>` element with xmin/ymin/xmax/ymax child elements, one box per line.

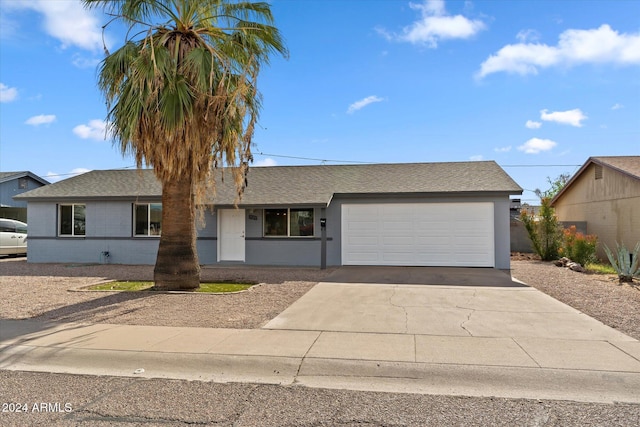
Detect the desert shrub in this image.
<box><xmin>604</xmin><ymin>241</ymin><xmax>640</xmax><ymax>283</ymax></box>
<box><xmin>561</xmin><ymin>225</ymin><xmax>598</xmax><ymax>266</ymax></box>
<box><xmin>519</xmin><ymin>197</ymin><xmax>563</xmax><ymax>261</ymax></box>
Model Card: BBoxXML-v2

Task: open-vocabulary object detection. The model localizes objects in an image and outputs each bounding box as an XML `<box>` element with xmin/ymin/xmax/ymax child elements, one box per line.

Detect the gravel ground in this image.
<box><xmin>1</xmin><ymin>256</ymin><xmax>638</xmax><ymax>338</ymax></box>
<box><xmin>510</xmin><ymin>258</ymin><xmax>640</xmax><ymax>340</ymax></box>
<box><xmin>0</xmin><ymin>258</ymin><xmax>334</xmax><ymax>328</ymax></box>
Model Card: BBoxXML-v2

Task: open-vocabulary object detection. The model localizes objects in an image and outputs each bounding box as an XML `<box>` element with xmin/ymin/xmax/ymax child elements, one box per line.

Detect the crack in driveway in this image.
<box><xmin>458</xmin><ymin>289</ymin><xmax>477</xmax><ymax>336</ymax></box>
<box><xmin>389</xmin><ymin>286</ymin><xmax>409</xmax><ymax>334</ymax></box>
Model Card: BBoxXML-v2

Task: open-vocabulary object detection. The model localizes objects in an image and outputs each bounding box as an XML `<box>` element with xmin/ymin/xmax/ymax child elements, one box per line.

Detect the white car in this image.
<box><xmin>0</xmin><ymin>218</ymin><xmax>27</xmax><ymax>256</ymax></box>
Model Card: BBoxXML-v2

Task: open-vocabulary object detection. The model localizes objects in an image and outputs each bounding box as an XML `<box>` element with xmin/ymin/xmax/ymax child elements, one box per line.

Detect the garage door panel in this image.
<box><xmin>383</xmin><ymin>236</ymin><xmax>414</xmax><ymax>245</ymax></box>
<box><xmin>345</xmin><ymin>221</ymin><xmax>378</xmax><ymax>231</ymax></box>
<box><xmin>345</xmin><ymin>251</ymin><xmax>380</xmax><ymax>263</ymax></box>
<box><xmin>382</xmin><ymin>222</ymin><xmax>413</xmax><ymax>232</ymax></box>
<box><xmin>416</xmin><ymin>236</ymin><xmax>451</xmax><ymax>245</ymax></box>
<box><xmin>349</xmin><ymin>236</ymin><xmax>379</xmax><ymax>246</ymax></box>
<box><xmin>342</xmin><ymin>203</ymin><xmax>494</xmax><ymax>267</ymax></box>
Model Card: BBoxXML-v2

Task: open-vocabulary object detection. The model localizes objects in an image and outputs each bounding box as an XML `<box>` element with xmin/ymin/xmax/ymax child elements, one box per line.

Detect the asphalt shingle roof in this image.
<box><xmin>550</xmin><ymin>156</ymin><xmax>640</xmax><ymax>205</ymax></box>
<box><xmin>0</xmin><ymin>171</ymin><xmax>50</xmax><ymax>185</ymax></box>
<box><xmin>15</xmin><ymin>161</ymin><xmax>522</xmax><ymax>206</ymax></box>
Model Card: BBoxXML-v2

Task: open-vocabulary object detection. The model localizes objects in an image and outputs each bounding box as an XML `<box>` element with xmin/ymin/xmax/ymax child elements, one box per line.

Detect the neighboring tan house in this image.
<box><xmin>551</xmin><ymin>156</ymin><xmax>640</xmax><ymax>260</ymax></box>
<box><xmin>15</xmin><ymin>161</ymin><xmax>522</xmax><ymax>270</ymax></box>
<box><xmin>1</xmin><ymin>171</ymin><xmax>50</xmax><ymax>222</ymax></box>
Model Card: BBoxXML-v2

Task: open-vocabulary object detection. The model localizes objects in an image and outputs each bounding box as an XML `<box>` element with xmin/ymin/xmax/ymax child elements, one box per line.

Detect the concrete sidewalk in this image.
<box><xmin>1</xmin><ymin>282</ymin><xmax>640</xmax><ymax>404</ymax></box>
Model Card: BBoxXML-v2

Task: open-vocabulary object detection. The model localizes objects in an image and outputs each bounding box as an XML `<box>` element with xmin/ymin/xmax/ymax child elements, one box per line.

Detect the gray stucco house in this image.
<box><xmin>15</xmin><ymin>161</ymin><xmax>522</xmax><ymax>269</ymax></box>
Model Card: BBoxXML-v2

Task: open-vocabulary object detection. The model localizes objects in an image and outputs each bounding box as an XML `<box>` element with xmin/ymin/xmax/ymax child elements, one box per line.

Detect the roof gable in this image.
<box><xmin>551</xmin><ymin>156</ymin><xmax>640</xmax><ymax>204</ymax></box>
<box><xmin>15</xmin><ymin>161</ymin><xmax>522</xmax><ymax>205</ymax></box>
<box><xmin>0</xmin><ymin>171</ymin><xmax>50</xmax><ymax>186</ymax></box>
<box><xmin>592</xmin><ymin>156</ymin><xmax>640</xmax><ymax>180</ymax></box>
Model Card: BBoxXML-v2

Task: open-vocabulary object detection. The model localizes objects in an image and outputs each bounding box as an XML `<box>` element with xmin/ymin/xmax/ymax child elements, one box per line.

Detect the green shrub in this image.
<box><xmin>519</xmin><ymin>197</ymin><xmax>563</xmax><ymax>261</ymax></box>
<box><xmin>561</xmin><ymin>225</ymin><xmax>598</xmax><ymax>266</ymax></box>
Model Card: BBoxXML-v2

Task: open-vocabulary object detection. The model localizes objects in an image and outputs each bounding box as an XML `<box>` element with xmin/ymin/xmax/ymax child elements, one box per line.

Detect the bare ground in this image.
<box><xmin>1</xmin><ymin>256</ymin><xmax>639</xmax><ymax>339</ymax></box>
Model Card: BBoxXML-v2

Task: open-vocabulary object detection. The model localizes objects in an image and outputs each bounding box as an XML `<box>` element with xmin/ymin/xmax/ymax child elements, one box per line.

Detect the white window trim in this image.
<box><xmin>58</xmin><ymin>204</ymin><xmax>86</xmax><ymax>237</ymax></box>
<box><xmin>134</xmin><ymin>203</ymin><xmax>162</xmax><ymax>237</ymax></box>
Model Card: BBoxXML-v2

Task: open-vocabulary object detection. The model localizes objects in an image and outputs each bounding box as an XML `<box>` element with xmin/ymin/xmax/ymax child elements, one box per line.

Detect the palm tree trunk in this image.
<box><xmin>154</xmin><ymin>173</ymin><xmax>200</xmax><ymax>290</ymax></box>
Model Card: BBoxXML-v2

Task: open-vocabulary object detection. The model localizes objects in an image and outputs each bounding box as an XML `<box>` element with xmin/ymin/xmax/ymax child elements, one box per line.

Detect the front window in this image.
<box><xmin>59</xmin><ymin>204</ymin><xmax>85</xmax><ymax>236</ymax></box>
<box><xmin>264</xmin><ymin>208</ymin><xmax>314</xmax><ymax>237</ymax></box>
<box><xmin>134</xmin><ymin>203</ymin><xmax>162</xmax><ymax>236</ymax></box>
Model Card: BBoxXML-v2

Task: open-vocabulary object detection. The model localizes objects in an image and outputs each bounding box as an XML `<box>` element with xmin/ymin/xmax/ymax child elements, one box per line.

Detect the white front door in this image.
<box><xmin>218</xmin><ymin>209</ymin><xmax>245</xmax><ymax>261</ymax></box>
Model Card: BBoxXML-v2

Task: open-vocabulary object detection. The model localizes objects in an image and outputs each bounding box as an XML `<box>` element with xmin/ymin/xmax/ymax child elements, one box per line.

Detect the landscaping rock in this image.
<box><xmin>567</xmin><ymin>262</ymin><xmax>585</xmax><ymax>273</ymax></box>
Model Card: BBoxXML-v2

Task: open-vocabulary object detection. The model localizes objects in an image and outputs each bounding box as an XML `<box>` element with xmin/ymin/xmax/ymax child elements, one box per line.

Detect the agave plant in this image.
<box><xmin>603</xmin><ymin>241</ymin><xmax>640</xmax><ymax>283</ymax></box>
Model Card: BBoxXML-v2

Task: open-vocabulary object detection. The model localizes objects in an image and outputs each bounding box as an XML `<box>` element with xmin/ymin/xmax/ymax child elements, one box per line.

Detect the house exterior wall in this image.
<box><xmin>27</xmin><ymin>200</ymin><xmax>163</xmax><ymax>264</ymax></box>
<box><xmin>214</xmin><ymin>207</ymin><xmax>326</xmax><ymax>266</ymax></box>
<box><xmin>554</xmin><ymin>163</ymin><xmax>640</xmax><ymax>259</ymax></box>
<box><xmin>2</xmin><ymin>176</ymin><xmax>45</xmax><ymax>208</ymax></box>
<box><xmin>326</xmin><ymin>194</ymin><xmax>512</xmax><ymax>270</ymax></box>
<box><xmin>26</xmin><ymin>194</ymin><xmax>513</xmax><ymax>269</ymax></box>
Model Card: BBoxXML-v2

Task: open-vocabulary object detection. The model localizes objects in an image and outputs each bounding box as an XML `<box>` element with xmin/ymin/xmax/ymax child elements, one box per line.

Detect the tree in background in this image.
<box><xmin>534</xmin><ymin>173</ymin><xmax>571</xmax><ymax>200</ymax></box>
<box><xmin>83</xmin><ymin>0</ymin><xmax>287</xmax><ymax>290</ymax></box>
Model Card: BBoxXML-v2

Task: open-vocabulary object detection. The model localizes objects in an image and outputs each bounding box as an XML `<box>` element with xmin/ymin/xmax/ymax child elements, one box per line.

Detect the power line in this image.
<box><xmin>255</xmin><ymin>152</ymin><xmax>583</xmax><ymax>169</ymax></box>
<box><xmin>42</xmin><ymin>154</ymin><xmax>583</xmax><ymax>180</ymax></box>
<box><xmin>43</xmin><ymin>164</ymin><xmax>138</xmax><ymax>179</ymax></box>
<box><xmin>256</xmin><ymin>152</ymin><xmax>370</xmax><ymax>164</ymax></box>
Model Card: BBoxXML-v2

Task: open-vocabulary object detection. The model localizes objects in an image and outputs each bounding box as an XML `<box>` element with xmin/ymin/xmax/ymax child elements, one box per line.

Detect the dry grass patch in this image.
<box><xmin>87</xmin><ymin>281</ymin><xmax>254</xmax><ymax>293</ymax></box>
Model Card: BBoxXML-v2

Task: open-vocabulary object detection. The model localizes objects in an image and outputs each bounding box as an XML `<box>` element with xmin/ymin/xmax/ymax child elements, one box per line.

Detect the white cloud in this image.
<box><xmin>611</xmin><ymin>103</ymin><xmax>624</xmax><ymax>110</ymax></box>
<box><xmin>540</xmin><ymin>108</ymin><xmax>587</xmax><ymax>127</ymax></box>
<box><xmin>477</xmin><ymin>24</ymin><xmax>640</xmax><ymax>78</ymax></box>
<box><xmin>347</xmin><ymin>96</ymin><xmax>384</xmax><ymax>114</ymax></box>
<box><xmin>73</xmin><ymin>119</ymin><xmax>110</xmax><ymax>140</ymax></box>
<box><xmin>45</xmin><ymin>168</ymin><xmax>91</xmax><ymax>183</ymax></box>
<box><xmin>71</xmin><ymin>53</ymin><xmax>101</xmax><ymax>69</ymax></box>
<box><xmin>525</xmin><ymin>120</ymin><xmax>542</xmax><ymax>129</ymax></box>
<box><xmin>25</xmin><ymin>114</ymin><xmax>56</xmax><ymax>126</ymax></box>
<box><xmin>6</xmin><ymin>0</ymin><xmax>106</xmax><ymax>52</ymax></box>
<box><xmin>518</xmin><ymin>138</ymin><xmax>557</xmax><ymax>154</ymax></box>
<box><xmin>494</xmin><ymin>146</ymin><xmax>512</xmax><ymax>153</ymax></box>
<box><xmin>516</xmin><ymin>29</ymin><xmax>541</xmax><ymax>43</ymax></box>
<box><xmin>0</xmin><ymin>83</ymin><xmax>18</xmax><ymax>102</ymax></box>
<box><xmin>469</xmin><ymin>154</ymin><xmax>483</xmax><ymax>161</ymax></box>
<box><xmin>254</xmin><ymin>158</ymin><xmax>277</xmax><ymax>167</ymax></box>
<box><xmin>70</xmin><ymin>167</ymin><xmax>91</xmax><ymax>176</ymax></box>
<box><xmin>378</xmin><ymin>0</ymin><xmax>486</xmax><ymax>47</ymax></box>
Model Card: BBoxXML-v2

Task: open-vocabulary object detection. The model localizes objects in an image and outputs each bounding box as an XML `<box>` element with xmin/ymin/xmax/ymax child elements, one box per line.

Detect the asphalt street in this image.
<box><xmin>1</xmin><ymin>370</ymin><xmax>639</xmax><ymax>426</ymax></box>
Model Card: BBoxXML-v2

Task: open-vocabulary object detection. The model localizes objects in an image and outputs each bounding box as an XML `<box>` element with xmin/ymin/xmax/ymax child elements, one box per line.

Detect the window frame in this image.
<box><xmin>133</xmin><ymin>203</ymin><xmax>162</xmax><ymax>237</ymax></box>
<box><xmin>263</xmin><ymin>208</ymin><xmax>314</xmax><ymax>238</ymax></box>
<box><xmin>58</xmin><ymin>204</ymin><xmax>86</xmax><ymax>237</ymax></box>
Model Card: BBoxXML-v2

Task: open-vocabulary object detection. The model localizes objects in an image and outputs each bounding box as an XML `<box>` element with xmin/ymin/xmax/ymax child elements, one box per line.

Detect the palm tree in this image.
<box><xmin>83</xmin><ymin>0</ymin><xmax>287</xmax><ymax>290</ymax></box>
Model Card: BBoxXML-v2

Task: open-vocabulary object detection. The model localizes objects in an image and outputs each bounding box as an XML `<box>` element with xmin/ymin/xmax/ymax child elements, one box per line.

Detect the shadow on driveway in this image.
<box><xmin>323</xmin><ymin>266</ymin><xmax>527</xmax><ymax>287</ymax></box>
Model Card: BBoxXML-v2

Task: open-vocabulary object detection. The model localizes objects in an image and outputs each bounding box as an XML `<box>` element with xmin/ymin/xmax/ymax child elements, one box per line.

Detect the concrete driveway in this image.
<box><xmin>261</xmin><ymin>266</ymin><xmax>640</xmax><ymax>403</ymax></box>
<box><xmin>2</xmin><ymin>266</ymin><xmax>639</xmax><ymax>403</ymax></box>
<box><xmin>322</xmin><ymin>266</ymin><xmax>524</xmax><ymax>287</ymax></box>
<box><xmin>265</xmin><ymin>267</ymin><xmax>628</xmax><ymax>340</ymax></box>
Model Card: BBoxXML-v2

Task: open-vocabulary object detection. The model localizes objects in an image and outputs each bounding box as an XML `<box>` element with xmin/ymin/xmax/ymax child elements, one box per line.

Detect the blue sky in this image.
<box><xmin>1</xmin><ymin>0</ymin><xmax>638</xmax><ymax>202</ymax></box>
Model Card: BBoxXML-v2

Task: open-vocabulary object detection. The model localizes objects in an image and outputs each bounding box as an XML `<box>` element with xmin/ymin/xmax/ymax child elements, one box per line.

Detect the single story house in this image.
<box><xmin>551</xmin><ymin>156</ymin><xmax>640</xmax><ymax>260</ymax></box>
<box><xmin>1</xmin><ymin>171</ymin><xmax>49</xmax><ymax>222</ymax></box>
<box><xmin>15</xmin><ymin>161</ymin><xmax>522</xmax><ymax>269</ymax></box>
